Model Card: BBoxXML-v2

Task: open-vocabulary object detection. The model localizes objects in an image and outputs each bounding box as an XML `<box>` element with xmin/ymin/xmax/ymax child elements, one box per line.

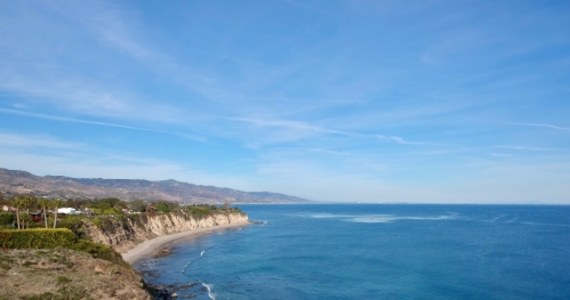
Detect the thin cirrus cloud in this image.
<box><xmin>42</xmin><ymin>0</ymin><xmax>162</xmax><ymax>63</ymax></box>
<box><xmin>0</xmin><ymin>1</ymin><xmax>569</xmax><ymax>203</ymax></box>
<box><xmin>0</xmin><ymin>108</ymin><xmax>206</xmax><ymax>142</ymax></box>
<box><xmin>47</xmin><ymin>0</ymin><xmax>225</xmax><ymax>101</ymax></box>
<box><xmin>0</xmin><ymin>130</ymin><xmax>238</xmax><ymax>187</ymax></box>
<box><xmin>232</xmin><ymin>117</ymin><xmax>422</xmax><ymax>145</ymax></box>
<box><xmin>491</xmin><ymin>145</ymin><xmax>558</xmax><ymax>152</ymax></box>
<box><xmin>0</xmin><ymin>144</ymin><xmax>255</xmax><ymax>191</ymax></box>
<box><xmin>0</xmin><ymin>131</ymin><xmax>83</xmax><ymax>150</ymax></box>
<box><xmin>0</xmin><ymin>1</ymin><xmax>196</xmax><ymax>124</ymax></box>
<box><xmin>0</xmin><ymin>67</ymin><xmax>189</xmax><ymax>125</ymax></box>
<box><xmin>503</xmin><ymin>121</ymin><xmax>570</xmax><ymax>132</ymax></box>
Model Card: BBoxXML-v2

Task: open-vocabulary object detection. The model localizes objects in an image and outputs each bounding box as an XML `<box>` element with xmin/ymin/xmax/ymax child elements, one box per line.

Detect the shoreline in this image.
<box><xmin>121</xmin><ymin>222</ymin><xmax>249</xmax><ymax>264</ymax></box>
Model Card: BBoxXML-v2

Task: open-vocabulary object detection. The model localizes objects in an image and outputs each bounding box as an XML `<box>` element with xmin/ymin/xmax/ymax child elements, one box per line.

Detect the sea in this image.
<box><xmin>135</xmin><ymin>204</ymin><xmax>570</xmax><ymax>299</ymax></box>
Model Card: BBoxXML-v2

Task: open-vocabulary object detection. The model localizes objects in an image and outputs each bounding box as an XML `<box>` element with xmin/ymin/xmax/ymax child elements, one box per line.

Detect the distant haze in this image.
<box><xmin>0</xmin><ymin>168</ymin><xmax>309</xmax><ymax>204</ymax></box>
<box><xmin>0</xmin><ymin>1</ymin><xmax>569</xmax><ymax>203</ymax></box>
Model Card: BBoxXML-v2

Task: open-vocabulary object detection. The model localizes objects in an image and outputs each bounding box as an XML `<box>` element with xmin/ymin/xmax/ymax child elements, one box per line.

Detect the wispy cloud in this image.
<box><xmin>0</xmin><ymin>131</ymin><xmax>83</xmax><ymax>149</ymax></box>
<box><xmin>503</xmin><ymin>121</ymin><xmax>570</xmax><ymax>132</ymax></box>
<box><xmin>234</xmin><ymin>118</ymin><xmax>323</xmax><ymax>134</ymax></box>
<box><xmin>308</xmin><ymin>148</ymin><xmax>352</xmax><ymax>156</ymax></box>
<box><xmin>0</xmin><ymin>1</ymin><xmax>192</xmax><ymax>125</ymax></box>
<box><xmin>375</xmin><ymin>134</ymin><xmax>423</xmax><ymax>145</ymax></box>
<box><xmin>1</xmin><ymin>1</ymin><xmax>569</xmax><ymax>203</ymax></box>
<box><xmin>232</xmin><ymin>117</ymin><xmax>424</xmax><ymax>145</ymax></box>
<box><xmin>44</xmin><ymin>1</ymin><xmax>161</xmax><ymax>63</ymax></box>
<box><xmin>0</xmin><ymin>147</ymin><xmax>184</xmax><ymax>182</ymax></box>
<box><xmin>0</xmin><ymin>108</ymin><xmax>206</xmax><ymax>142</ymax></box>
<box><xmin>492</xmin><ymin>145</ymin><xmax>558</xmax><ymax>151</ymax></box>
<box><xmin>0</xmin><ymin>68</ymin><xmax>185</xmax><ymax>124</ymax></box>
<box><xmin>0</xmin><ymin>132</ymin><xmax>241</xmax><ymax>187</ymax></box>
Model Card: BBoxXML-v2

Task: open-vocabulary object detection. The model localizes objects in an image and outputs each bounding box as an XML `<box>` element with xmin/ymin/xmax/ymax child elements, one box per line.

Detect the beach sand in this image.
<box><xmin>121</xmin><ymin>222</ymin><xmax>249</xmax><ymax>264</ymax></box>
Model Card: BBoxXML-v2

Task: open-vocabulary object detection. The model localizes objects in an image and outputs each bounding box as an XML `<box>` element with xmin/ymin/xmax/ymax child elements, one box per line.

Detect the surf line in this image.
<box><xmin>202</xmin><ymin>282</ymin><xmax>216</xmax><ymax>300</ymax></box>
<box><xmin>181</xmin><ymin>259</ymin><xmax>194</xmax><ymax>274</ymax></box>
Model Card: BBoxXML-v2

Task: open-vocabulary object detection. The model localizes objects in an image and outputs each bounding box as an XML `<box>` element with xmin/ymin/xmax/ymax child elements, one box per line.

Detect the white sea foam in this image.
<box><xmin>523</xmin><ymin>221</ymin><xmax>570</xmax><ymax>227</ymax></box>
<box><xmin>489</xmin><ymin>214</ymin><xmax>506</xmax><ymax>222</ymax></box>
<box><xmin>202</xmin><ymin>282</ymin><xmax>216</xmax><ymax>300</ymax></box>
<box><xmin>303</xmin><ymin>212</ymin><xmax>458</xmax><ymax>223</ymax></box>
<box><xmin>309</xmin><ymin>213</ymin><xmax>347</xmax><ymax>218</ymax></box>
<box><xmin>303</xmin><ymin>213</ymin><xmax>357</xmax><ymax>219</ymax></box>
<box><xmin>349</xmin><ymin>215</ymin><xmax>396</xmax><ymax>223</ymax></box>
<box><xmin>181</xmin><ymin>259</ymin><xmax>193</xmax><ymax>274</ymax></box>
<box><xmin>349</xmin><ymin>214</ymin><xmax>458</xmax><ymax>223</ymax></box>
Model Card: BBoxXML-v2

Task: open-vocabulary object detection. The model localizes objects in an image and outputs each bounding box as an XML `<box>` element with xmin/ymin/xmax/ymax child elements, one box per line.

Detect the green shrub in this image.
<box><xmin>0</xmin><ymin>228</ymin><xmax>75</xmax><ymax>249</ymax></box>
<box><xmin>57</xmin><ymin>215</ymin><xmax>86</xmax><ymax>238</ymax></box>
<box><xmin>57</xmin><ymin>285</ymin><xmax>91</xmax><ymax>300</ymax></box>
<box><xmin>68</xmin><ymin>239</ymin><xmax>127</xmax><ymax>266</ymax></box>
<box><xmin>155</xmin><ymin>202</ymin><xmax>171</xmax><ymax>213</ymax></box>
<box><xmin>128</xmin><ymin>213</ymin><xmax>147</xmax><ymax>227</ymax></box>
<box><xmin>0</xmin><ymin>212</ymin><xmax>14</xmax><ymax>227</ymax></box>
<box><xmin>89</xmin><ymin>197</ymin><xmax>122</xmax><ymax>211</ymax></box>
<box><xmin>57</xmin><ymin>276</ymin><xmax>72</xmax><ymax>285</ymax></box>
<box><xmin>20</xmin><ymin>292</ymin><xmax>56</xmax><ymax>300</ymax></box>
<box><xmin>92</xmin><ymin>216</ymin><xmax>117</xmax><ymax>234</ymax></box>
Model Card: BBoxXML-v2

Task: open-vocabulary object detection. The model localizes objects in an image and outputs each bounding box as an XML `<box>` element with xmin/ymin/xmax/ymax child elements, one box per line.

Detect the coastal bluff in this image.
<box><xmin>0</xmin><ymin>209</ymin><xmax>249</xmax><ymax>299</ymax></box>
<box><xmin>83</xmin><ymin>211</ymin><xmax>249</xmax><ymax>253</ymax></box>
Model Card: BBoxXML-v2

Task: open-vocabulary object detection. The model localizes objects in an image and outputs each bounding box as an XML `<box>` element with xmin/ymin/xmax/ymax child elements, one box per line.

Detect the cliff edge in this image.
<box><xmin>83</xmin><ymin>211</ymin><xmax>249</xmax><ymax>253</ymax></box>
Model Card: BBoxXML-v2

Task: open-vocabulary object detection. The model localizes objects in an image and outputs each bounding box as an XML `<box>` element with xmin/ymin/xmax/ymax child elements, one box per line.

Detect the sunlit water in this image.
<box><xmin>135</xmin><ymin>204</ymin><xmax>570</xmax><ymax>299</ymax></box>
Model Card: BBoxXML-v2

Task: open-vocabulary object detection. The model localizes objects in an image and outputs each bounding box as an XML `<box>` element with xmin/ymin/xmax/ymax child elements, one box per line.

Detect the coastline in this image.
<box><xmin>121</xmin><ymin>222</ymin><xmax>249</xmax><ymax>264</ymax></box>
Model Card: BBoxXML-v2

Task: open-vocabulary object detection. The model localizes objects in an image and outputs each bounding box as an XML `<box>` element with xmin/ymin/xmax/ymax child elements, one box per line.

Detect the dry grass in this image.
<box><xmin>0</xmin><ymin>248</ymin><xmax>150</xmax><ymax>300</ymax></box>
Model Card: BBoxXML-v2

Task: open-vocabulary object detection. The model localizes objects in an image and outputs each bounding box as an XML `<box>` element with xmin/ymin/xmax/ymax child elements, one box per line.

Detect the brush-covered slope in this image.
<box><xmin>0</xmin><ymin>168</ymin><xmax>309</xmax><ymax>204</ymax></box>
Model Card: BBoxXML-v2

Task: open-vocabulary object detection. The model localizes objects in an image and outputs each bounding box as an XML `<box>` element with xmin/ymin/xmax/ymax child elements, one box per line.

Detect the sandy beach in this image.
<box><xmin>121</xmin><ymin>222</ymin><xmax>249</xmax><ymax>264</ymax></box>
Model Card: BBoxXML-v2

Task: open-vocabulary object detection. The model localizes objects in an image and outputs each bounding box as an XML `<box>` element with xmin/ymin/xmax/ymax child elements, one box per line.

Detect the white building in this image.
<box><xmin>57</xmin><ymin>207</ymin><xmax>79</xmax><ymax>215</ymax></box>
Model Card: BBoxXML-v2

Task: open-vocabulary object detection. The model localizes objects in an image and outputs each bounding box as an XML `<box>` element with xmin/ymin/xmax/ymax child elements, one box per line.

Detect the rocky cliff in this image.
<box><xmin>84</xmin><ymin>212</ymin><xmax>249</xmax><ymax>253</ymax></box>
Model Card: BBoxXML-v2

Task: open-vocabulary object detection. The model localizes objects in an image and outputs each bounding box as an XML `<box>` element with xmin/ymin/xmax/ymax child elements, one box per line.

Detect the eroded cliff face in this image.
<box><xmin>84</xmin><ymin>212</ymin><xmax>249</xmax><ymax>253</ymax></box>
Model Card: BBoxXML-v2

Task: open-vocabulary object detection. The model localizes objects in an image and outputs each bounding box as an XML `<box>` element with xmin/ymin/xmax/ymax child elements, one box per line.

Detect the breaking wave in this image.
<box><xmin>202</xmin><ymin>282</ymin><xmax>216</xmax><ymax>300</ymax></box>
<box><xmin>349</xmin><ymin>214</ymin><xmax>458</xmax><ymax>223</ymax></box>
<box><xmin>252</xmin><ymin>220</ymin><xmax>269</xmax><ymax>226</ymax></box>
<box><xmin>301</xmin><ymin>212</ymin><xmax>459</xmax><ymax>224</ymax></box>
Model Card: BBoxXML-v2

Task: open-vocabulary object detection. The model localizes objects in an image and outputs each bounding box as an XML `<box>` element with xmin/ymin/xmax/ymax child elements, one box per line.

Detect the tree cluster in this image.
<box><xmin>0</xmin><ymin>194</ymin><xmax>63</xmax><ymax>229</ymax></box>
<box><xmin>0</xmin><ymin>194</ymin><xmax>243</xmax><ymax>229</ymax></box>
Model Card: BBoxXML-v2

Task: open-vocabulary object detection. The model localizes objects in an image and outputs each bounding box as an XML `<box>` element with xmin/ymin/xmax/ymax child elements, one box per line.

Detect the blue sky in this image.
<box><xmin>1</xmin><ymin>0</ymin><xmax>569</xmax><ymax>203</ymax></box>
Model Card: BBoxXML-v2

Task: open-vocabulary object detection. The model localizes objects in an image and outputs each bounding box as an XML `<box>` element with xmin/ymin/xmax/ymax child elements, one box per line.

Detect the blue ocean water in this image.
<box><xmin>136</xmin><ymin>205</ymin><xmax>570</xmax><ymax>299</ymax></box>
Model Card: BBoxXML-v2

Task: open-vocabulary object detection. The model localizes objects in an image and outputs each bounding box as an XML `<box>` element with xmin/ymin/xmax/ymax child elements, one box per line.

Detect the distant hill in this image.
<box><xmin>0</xmin><ymin>168</ymin><xmax>310</xmax><ymax>204</ymax></box>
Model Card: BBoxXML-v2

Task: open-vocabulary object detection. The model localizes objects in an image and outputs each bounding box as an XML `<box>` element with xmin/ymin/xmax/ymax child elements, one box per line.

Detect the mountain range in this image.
<box><xmin>0</xmin><ymin>168</ymin><xmax>310</xmax><ymax>204</ymax></box>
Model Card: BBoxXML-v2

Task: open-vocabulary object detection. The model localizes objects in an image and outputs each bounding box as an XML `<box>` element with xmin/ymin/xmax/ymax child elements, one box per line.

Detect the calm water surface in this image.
<box><xmin>135</xmin><ymin>204</ymin><xmax>570</xmax><ymax>299</ymax></box>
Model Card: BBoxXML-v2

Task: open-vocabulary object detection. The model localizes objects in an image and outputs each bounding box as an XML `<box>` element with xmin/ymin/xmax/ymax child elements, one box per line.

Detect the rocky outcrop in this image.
<box><xmin>84</xmin><ymin>212</ymin><xmax>249</xmax><ymax>253</ymax></box>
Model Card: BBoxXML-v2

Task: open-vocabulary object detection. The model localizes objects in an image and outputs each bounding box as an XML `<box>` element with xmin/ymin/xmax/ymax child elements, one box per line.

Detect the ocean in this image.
<box><xmin>135</xmin><ymin>204</ymin><xmax>570</xmax><ymax>299</ymax></box>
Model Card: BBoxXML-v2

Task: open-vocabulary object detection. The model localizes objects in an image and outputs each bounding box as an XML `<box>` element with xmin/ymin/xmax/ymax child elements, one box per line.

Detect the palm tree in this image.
<box><xmin>51</xmin><ymin>198</ymin><xmax>63</xmax><ymax>228</ymax></box>
<box><xmin>24</xmin><ymin>195</ymin><xmax>37</xmax><ymax>229</ymax></box>
<box><xmin>39</xmin><ymin>198</ymin><xmax>50</xmax><ymax>228</ymax></box>
<box><xmin>11</xmin><ymin>196</ymin><xmax>23</xmax><ymax>229</ymax></box>
<box><xmin>12</xmin><ymin>195</ymin><xmax>33</xmax><ymax>229</ymax></box>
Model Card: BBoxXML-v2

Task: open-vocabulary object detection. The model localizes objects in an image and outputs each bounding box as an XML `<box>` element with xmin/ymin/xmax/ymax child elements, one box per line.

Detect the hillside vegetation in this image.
<box><xmin>0</xmin><ymin>195</ymin><xmax>248</xmax><ymax>299</ymax></box>
<box><xmin>0</xmin><ymin>248</ymin><xmax>150</xmax><ymax>300</ymax></box>
<box><xmin>0</xmin><ymin>167</ymin><xmax>308</xmax><ymax>203</ymax></box>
